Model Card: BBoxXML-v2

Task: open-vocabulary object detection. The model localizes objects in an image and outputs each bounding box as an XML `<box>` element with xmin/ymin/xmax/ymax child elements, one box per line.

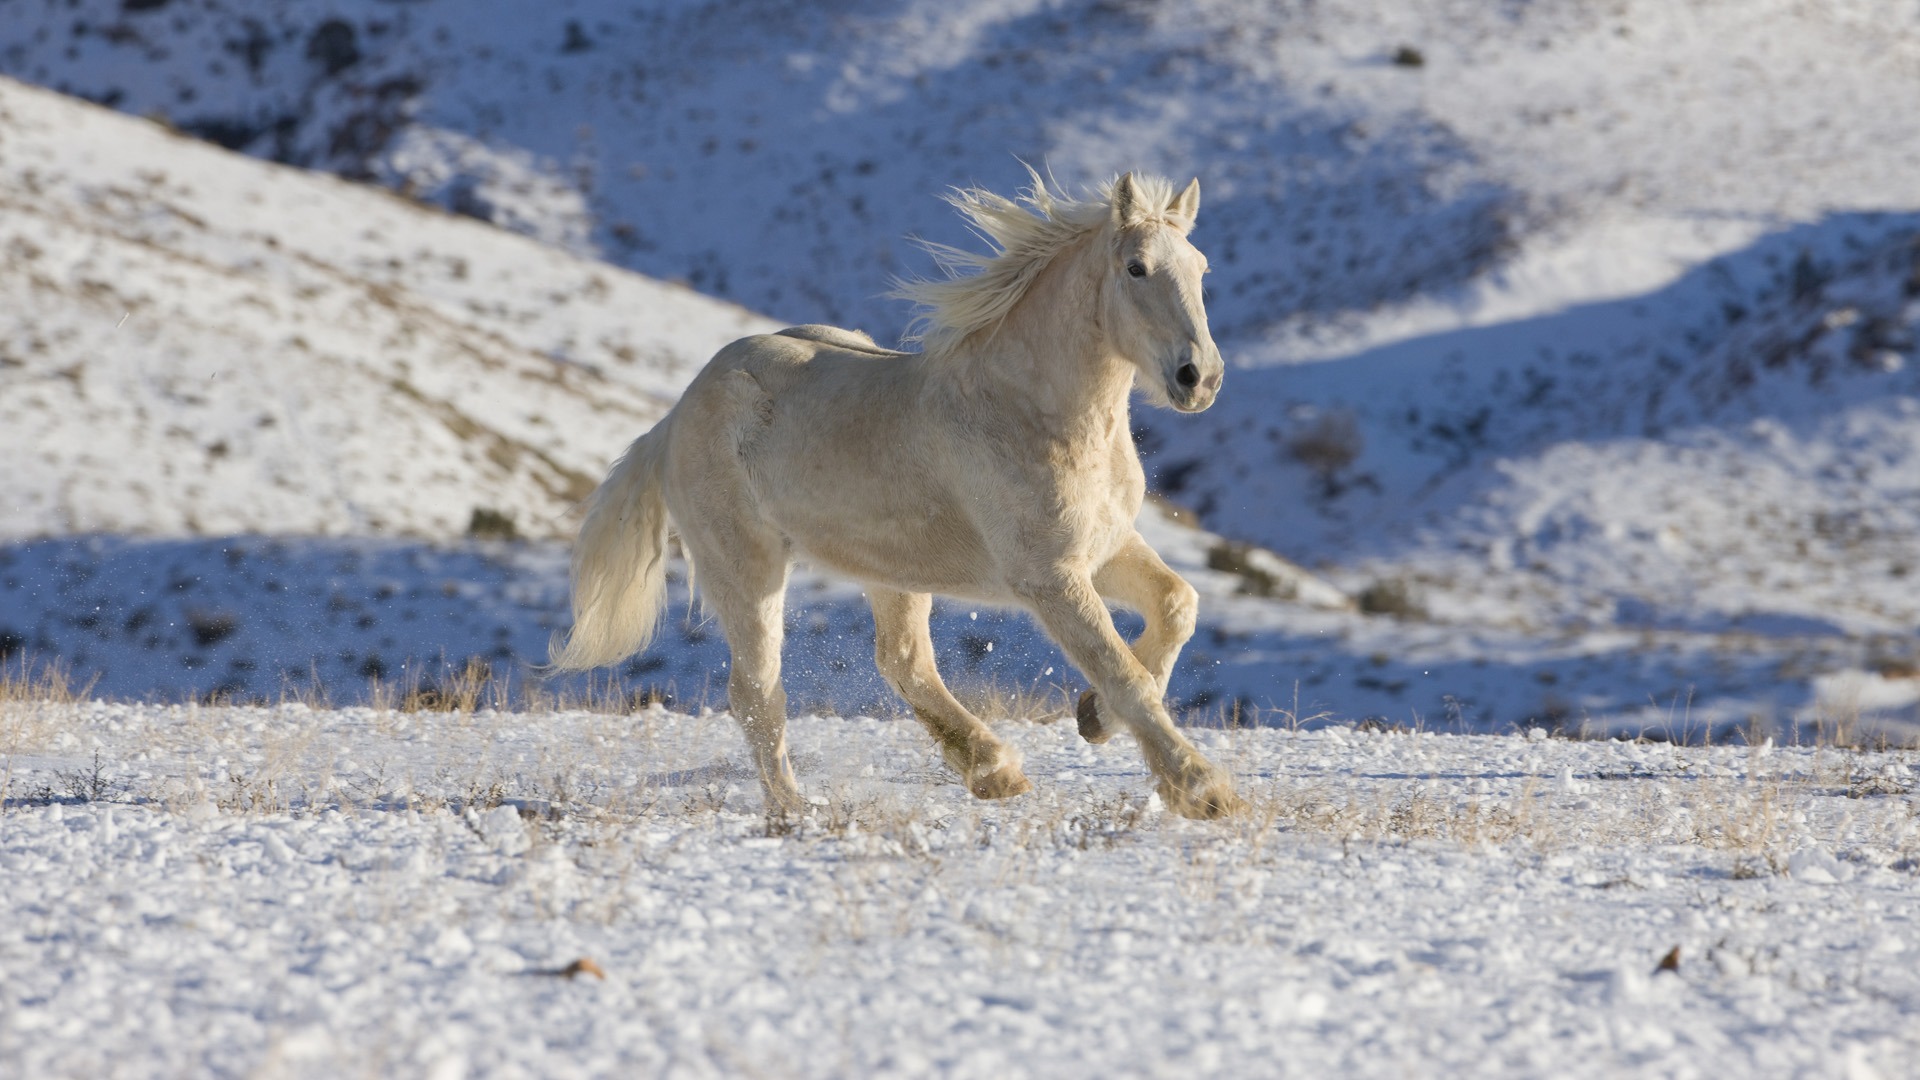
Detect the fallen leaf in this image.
<box><xmin>562</xmin><ymin>957</ymin><xmax>607</xmax><ymax>981</ymax></box>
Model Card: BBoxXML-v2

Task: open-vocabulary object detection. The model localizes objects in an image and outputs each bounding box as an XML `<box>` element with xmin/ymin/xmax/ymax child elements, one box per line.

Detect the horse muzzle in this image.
<box><xmin>1166</xmin><ymin>350</ymin><xmax>1224</xmax><ymax>413</ymax></box>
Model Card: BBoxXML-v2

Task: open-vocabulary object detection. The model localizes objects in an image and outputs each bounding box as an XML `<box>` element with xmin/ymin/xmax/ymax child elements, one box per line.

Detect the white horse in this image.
<box><xmin>551</xmin><ymin>171</ymin><xmax>1238</xmax><ymax>819</ymax></box>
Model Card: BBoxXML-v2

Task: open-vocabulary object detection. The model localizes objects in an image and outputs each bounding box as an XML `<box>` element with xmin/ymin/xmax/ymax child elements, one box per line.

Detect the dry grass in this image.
<box><xmin>1</xmin><ymin>658</ymin><xmax>96</xmax><ymax>804</ymax></box>
<box><xmin>7</xmin><ymin>666</ymin><xmax>1915</xmax><ymax>900</ymax></box>
<box><xmin>0</xmin><ymin>655</ymin><xmax>94</xmax><ymax>708</ymax></box>
<box><xmin>1797</xmin><ymin>697</ymin><xmax>1920</xmax><ymax>751</ymax></box>
<box><xmin>293</xmin><ymin>657</ymin><xmax>704</xmax><ymax>720</ymax></box>
<box><xmin>951</xmin><ymin>676</ymin><xmax>1076</xmax><ymax>726</ymax></box>
<box><xmin>1243</xmin><ymin>777</ymin><xmax>1552</xmax><ymax>851</ymax></box>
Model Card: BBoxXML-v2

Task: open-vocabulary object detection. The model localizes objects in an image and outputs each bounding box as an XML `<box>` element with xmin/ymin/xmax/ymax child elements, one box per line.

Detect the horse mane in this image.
<box><xmin>894</xmin><ymin>169</ymin><xmax>1186</xmax><ymax>355</ymax></box>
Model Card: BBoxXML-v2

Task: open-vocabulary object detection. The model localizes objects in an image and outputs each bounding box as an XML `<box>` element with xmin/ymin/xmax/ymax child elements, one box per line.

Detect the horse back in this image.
<box><xmin>772</xmin><ymin>324</ymin><xmax>905</xmax><ymax>357</ymax></box>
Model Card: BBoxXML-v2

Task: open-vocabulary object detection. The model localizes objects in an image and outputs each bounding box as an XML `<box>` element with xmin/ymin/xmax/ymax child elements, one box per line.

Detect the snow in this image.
<box><xmin>4</xmin><ymin>698</ymin><xmax>1917</xmax><ymax>1078</ymax></box>
<box><xmin>9</xmin><ymin>0</ymin><xmax>1916</xmax><ymax>347</ymax></box>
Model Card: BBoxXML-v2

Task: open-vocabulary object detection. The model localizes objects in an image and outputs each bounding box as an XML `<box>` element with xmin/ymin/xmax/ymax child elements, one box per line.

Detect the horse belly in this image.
<box><xmin>776</xmin><ymin>500</ymin><xmax>1004</xmax><ymax>599</ymax></box>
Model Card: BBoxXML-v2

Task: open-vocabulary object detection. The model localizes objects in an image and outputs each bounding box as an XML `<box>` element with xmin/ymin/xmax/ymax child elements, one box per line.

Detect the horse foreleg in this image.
<box><xmin>1076</xmin><ymin>533</ymin><xmax>1199</xmax><ymax>744</ymax></box>
<box><xmin>1016</xmin><ymin>572</ymin><xmax>1238</xmax><ymax>819</ymax></box>
<box><xmin>869</xmin><ymin>587</ymin><xmax>1031</xmax><ymax>799</ymax></box>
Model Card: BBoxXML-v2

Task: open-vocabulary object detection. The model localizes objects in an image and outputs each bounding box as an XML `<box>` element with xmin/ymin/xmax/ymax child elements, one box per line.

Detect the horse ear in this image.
<box><xmin>1110</xmin><ymin>172</ymin><xmax>1139</xmax><ymax>228</ymax></box>
<box><xmin>1170</xmin><ymin>177</ymin><xmax>1201</xmax><ymax>233</ymax></box>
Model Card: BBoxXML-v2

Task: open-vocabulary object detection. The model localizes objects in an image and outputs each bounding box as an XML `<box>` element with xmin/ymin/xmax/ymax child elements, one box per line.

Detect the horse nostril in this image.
<box><xmin>1175</xmin><ymin>363</ymin><xmax>1200</xmax><ymax>389</ymax></box>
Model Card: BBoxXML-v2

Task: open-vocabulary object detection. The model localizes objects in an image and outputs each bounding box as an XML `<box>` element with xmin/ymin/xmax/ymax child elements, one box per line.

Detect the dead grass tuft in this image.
<box><xmin>0</xmin><ymin>655</ymin><xmax>94</xmax><ymax>707</ymax></box>
<box><xmin>1255</xmin><ymin>779</ymin><xmax>1550</xmax><ymax>849</ymax></box>
<box><xmin>952</xmin><ymin>677</ymin><xmax>1075</xmax><ymax>725</ymax></box>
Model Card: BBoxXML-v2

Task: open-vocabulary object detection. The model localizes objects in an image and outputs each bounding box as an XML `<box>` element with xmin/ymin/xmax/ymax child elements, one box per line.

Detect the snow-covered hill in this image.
<box><xmin>0</xmin><ymin>76</ymin><xmax>1363</xmax><ymax>714</ymax></box>
<box><xmin>7</xmin><ymin>0</ymin><xmax>1916</xmax><ymax>349</ymax></box>
<box><xmin>1160</xmin><ymin>216</ymin><xmax>1920</xmax><ymax>636</ymax></box>
<box><xmin>0</xmin><ymin>75</ymin><xmax>768</xmax><ymax>540</ymax></box>
<box><xmin>1</xmin><ymin>3</ymin><xmax>1917</xmax><ymax>736</ymax></box>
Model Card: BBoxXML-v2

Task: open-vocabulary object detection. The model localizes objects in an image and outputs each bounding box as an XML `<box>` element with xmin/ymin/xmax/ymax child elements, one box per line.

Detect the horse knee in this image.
<box><xmin>1091</xmin><ymin>669</ymin><xmax>1164</xmax><ymax>723</ymax></box>
<box><xmin>1161</xmin><ymin>578</ymin><xmax>1198</xmax><ymax>640</ymax></box>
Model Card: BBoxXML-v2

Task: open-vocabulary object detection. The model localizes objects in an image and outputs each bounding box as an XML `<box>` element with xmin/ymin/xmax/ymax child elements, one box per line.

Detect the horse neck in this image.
<box><xmin>946</xmin><ymin>234</ymin><xmax>1135</xmax><ymax>428</ymax></box>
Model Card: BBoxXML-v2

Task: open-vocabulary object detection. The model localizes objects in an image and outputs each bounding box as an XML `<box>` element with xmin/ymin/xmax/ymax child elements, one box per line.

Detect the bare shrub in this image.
<box><xmin>1205</xmin><ymin>541</ymin><xmax>1296</xmax><ymax>599</ymax></box>
<box><xmin>400</xmin><ymin>656</ymin><xmax>498</xmax><ymax>713</ymax></box>
<box><xmin>1287</xmin><ymin>410</ymin><xmax>1364</xmax><ymax>497</ymax></box>
<box><xmin>466</xmin><ymin>507</ymin><xmax>519</xmax><ymax>540</ymax></box>
<box><xmin>1358</xmin><ymin>578</ymin><xmax>1426</xmax><ymax>619</ymax></box>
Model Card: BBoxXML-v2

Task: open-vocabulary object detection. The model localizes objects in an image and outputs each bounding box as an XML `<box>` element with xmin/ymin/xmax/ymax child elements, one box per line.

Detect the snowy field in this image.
<box><xmin>3</xmin><ymin>693</ymin><xmax>1917</xmax><ymax>1077</ymax></box>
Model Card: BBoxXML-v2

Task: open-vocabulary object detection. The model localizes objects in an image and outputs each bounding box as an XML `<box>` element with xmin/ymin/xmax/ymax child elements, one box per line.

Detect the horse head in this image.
<box><xmin>1101</xmin><ymin>173</ymin><xmax>1224</xmax><ymax>413</ymax></box>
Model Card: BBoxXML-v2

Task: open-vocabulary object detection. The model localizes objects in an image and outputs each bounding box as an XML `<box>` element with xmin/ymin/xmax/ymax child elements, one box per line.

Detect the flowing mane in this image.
<box><xmin>895</xmin><ymin>170</ymin><xmax>1187</xmax><ymax>355</ymax></box>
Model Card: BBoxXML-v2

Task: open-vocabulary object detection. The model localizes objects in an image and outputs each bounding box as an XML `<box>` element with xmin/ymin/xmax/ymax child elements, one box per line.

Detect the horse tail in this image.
<box><xmin>548</xmin><ymin>421</ymin><xmax>674</xmax><ymax>672</ymax></box>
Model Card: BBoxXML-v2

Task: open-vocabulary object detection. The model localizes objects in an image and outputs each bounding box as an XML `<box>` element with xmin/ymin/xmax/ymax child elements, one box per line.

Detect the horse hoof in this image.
<box><xmin>1157</xmin><ymin>767</ymin><xmax>1244</xmax><ymax>821</ymax></box>
<box><xmin>970</xmin><ymin>762</ymin><xmax>1034</xmax><ymax>801</ymax></box>
<box><xmin>762</xmin><ymin>788</ymin><xmax>807</xmax><ymax>818</ymax></box>
<box><xmin>1076</xmin><ymin>690</ymin><xmax>1115</xmax><ymax>744</ymax></box>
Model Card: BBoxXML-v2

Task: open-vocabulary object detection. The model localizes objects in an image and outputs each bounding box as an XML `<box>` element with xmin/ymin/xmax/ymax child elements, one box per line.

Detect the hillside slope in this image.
<box><xmin>2</xmin><ymin>5</ymin><xmax>1918</xmax><ymax>734</ymax></box>
<box><xmin>0</xmin><ymin>75</ymin><xmax>1366</xmax><ymax>714</ymax></box>
<box><xmin>5</xmin><ymin>0</ymin><xmax>1916</xmax><ymax>352</ymax></box>
<box><xmin>0</xmin><ymin>76</ymin><xmax>770</xmax><ymax>540</ymax></box>
<box><xmin>6</xmin><ymin>3</ymin><xmax>1916</xmax><ymax>628</ymax></box>
<box><xmin>1148</xmin><ymin>217</ymin><xmax>1920</xmax><ymax>637</ymax></box>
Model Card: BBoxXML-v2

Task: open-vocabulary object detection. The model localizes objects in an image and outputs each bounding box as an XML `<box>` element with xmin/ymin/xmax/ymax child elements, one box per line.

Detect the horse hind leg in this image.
<box><xmin>663</xmin><ymin>367</ymin><xmax>806</xmax><ymax>814</ymax></box>
<box><xmin>869</xmin><ymin>587</ymin><xmax>1031</xmax><ymax>800</ymax></box>
<box><xmin>689</xmin><ymin>530</ymin><xmax>804</xmax><ymax>815</ymax></box>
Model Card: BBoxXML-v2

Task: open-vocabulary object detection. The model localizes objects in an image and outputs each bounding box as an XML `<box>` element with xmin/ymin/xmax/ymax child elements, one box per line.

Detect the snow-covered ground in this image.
<box><xmin>3</xmin><ymin>696</ymin><xmax>1917</xmax><ymax>1077</ymax></box>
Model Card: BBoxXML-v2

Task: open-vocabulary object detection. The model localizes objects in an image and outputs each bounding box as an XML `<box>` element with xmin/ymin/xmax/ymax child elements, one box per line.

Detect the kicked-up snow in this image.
<box><xmin>3</xmin><ymin>698</ymin><xmax>1917</xmax><ymax>1077</ymax></box>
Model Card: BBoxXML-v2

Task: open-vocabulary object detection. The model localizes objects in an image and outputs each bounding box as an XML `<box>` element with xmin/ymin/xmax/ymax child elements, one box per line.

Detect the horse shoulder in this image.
<box><xmin>1107</xmin><ymin>420</ymin><xmax>1147</xmax><ymax>499</ymax></box>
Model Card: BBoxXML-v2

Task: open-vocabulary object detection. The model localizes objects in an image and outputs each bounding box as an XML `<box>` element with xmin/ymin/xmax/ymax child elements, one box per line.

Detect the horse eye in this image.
<box><xmin>1126</xmin><ymin>261</ymin><xmax>1147</xmax><ymax>278</ymax></box>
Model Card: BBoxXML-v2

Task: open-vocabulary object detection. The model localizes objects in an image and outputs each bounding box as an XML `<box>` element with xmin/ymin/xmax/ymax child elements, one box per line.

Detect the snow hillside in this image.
<box><xmin>2</xmin><ymin>696</ymin><xmax>1918</xmax><ymax>1077</ymax></box>
<box><xmin>0</xmin><ymin>76</ymin><xmax>1359</xmax><ymax>716</ymax></box>
<box><xmin>7</xmin><ymin>0</ymin><xmax>1918</xmax><ymax>349</ymax></box>
<box><xmin>2</xmin><ymin>4</ymin><xmax>1918</xmax><ymax>736</ymax></box>
<box><xmin>1155</xmin><ymin>215</ymin><xmax>1920</xmax><ymax>637</ymax></box>
<box><xmin>0</xmin><ymin>75</ymin><xmax>770</xmax><ymax>540</ymax></box>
